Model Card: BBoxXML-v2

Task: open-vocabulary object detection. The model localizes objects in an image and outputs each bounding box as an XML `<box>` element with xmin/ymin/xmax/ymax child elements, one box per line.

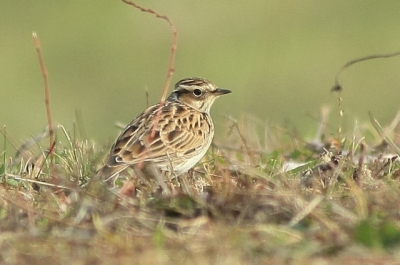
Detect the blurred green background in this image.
<box><xmin>2</xmin><ymin>1</ymin><xmax>400</xmax><ymax>149</ymax></box>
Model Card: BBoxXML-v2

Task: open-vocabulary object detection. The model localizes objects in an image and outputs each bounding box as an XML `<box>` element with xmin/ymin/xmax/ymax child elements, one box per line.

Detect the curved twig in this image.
<box><xmin>332</xmin><ymin>50</ymin><xmax>400</xmax><ymax>92</ymax></box>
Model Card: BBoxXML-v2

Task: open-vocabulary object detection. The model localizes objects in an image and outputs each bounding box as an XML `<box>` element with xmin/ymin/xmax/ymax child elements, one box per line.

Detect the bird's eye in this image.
<box><xmin>193</xmin><ymin>89</ymin><xmax>202</xmax><ymax>97</ymax></box>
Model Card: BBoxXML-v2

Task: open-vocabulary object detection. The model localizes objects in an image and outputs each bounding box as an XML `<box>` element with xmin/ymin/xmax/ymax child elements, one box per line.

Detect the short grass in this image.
<box><xmin>2</xmin><ymin>112</ymin><xmax>400</xmax><ymax>265</ymax></box>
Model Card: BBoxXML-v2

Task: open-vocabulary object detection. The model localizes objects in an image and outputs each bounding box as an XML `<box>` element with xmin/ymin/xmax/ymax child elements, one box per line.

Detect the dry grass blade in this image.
<box><xmin>369</xmin><ymin>111</ymin><xmax>400</xmax><ymax>155</ymax></box>
<box><xmin>288</xmin><ymin>195</ymin><xmax>323</xmax><ymax>227</ymax></box>
<box><xmin>5</xmin><ymin>173</ymin><xmax>69</xmax><ymax>190</ymax></box>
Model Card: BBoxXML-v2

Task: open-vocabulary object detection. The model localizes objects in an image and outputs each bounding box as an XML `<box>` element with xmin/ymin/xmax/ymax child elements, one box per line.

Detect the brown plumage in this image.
<box><xmin>96</xmin><ymin>77</ymin><xmax>231</xmax><ymax>183</ymax></box>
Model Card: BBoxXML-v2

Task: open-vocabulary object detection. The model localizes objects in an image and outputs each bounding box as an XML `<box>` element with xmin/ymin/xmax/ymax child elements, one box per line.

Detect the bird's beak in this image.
<box><xmin>214</xmin><ymin>88</ymin><xmax>232</xmax><ymax>96</ymax></box>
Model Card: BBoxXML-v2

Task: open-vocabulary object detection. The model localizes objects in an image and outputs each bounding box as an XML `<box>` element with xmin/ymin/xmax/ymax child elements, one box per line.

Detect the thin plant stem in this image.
<box><xmin>32</xmin><ymin>32</ymin><xmax>56</xmax><ymax>178</ymax></box>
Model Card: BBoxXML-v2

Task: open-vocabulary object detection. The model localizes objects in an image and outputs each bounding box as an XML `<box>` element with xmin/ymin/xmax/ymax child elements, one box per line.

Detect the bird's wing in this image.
<box><xmin>106</xmin><ymin>102</ymin><xmax>212</xmax><ymax>169</ymax></box>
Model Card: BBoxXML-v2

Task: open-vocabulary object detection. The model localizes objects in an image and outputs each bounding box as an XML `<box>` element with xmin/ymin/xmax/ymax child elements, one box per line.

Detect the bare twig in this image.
<box><xmin>121</xmin><ymin>0</ymin><xmax>178</xmax><ymax>104</ymax></box>
<box><xmin>122</xmin><ymin>0</ymin><xmax>179</xmax><ymax>172</ymax></box>
<box><xmin>32</xmin><ymin>33</ymin><xmax>55</xmax><ymax>150</ymax></box>
<box><xmin>36</xmin><ymin>140</ymin><xmax>57</xmax><ymax>179</ymax></box>
<box><xmin>331</xmin><ymin>50</ymin><xmax>400</xmax><ymax>140</ymax></box>
<box><xmin>32</xmin><ymin>32</ymin><xmax>56</xmax><ymax>178</ymax></box>
<box><xmin>332</xmin><ymin>50</ymin><xmax>400</xmax><ymax>92</ymax></box>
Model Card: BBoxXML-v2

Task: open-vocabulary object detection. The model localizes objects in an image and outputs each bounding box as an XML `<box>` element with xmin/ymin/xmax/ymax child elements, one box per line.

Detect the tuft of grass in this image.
<box><xmin>1</xmin><ymin>112</ymin><xmax>400</xmax><ymax>264</ymax></box>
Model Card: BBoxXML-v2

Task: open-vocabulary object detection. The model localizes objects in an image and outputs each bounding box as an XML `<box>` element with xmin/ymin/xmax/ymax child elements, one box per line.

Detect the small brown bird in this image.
<box><xmin>96</xmin><ymin>77</ymin><xmax>231</xmax><ymax>184</ymax></box>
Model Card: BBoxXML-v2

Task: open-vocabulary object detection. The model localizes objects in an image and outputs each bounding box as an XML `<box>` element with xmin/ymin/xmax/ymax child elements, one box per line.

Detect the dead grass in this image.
<box><xmin>2</xmin><ymin>113</ymin><xmax>400</xmax><ymax>264</ymax></box>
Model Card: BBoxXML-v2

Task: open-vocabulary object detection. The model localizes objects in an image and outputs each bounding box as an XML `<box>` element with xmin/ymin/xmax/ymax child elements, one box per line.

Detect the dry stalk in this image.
<box><xmin>333</xmin><ymin>50</ymin><xmax>400</xmax><ymax>91</ymax></box>
<box><xmin>122</xmin><ymin>0</ymin><xmax>177</xmax><ymax>99</ymax></box>
<box><xmin>32</xmin><ymin>32</ymin><xmax>56</xmax><ymax>180</ymax></box>
<box><xmin>332</xmin><ymin>50</ymin><xmax>400</xmax><ymax>141</ymax></box>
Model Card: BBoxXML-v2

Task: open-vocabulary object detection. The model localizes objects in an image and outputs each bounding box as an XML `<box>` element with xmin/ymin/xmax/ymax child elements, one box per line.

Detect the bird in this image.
<box><xmin>96</xmin><ymin>77</ymin><xmax>231</xmax><ymax>185</ymax></box>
